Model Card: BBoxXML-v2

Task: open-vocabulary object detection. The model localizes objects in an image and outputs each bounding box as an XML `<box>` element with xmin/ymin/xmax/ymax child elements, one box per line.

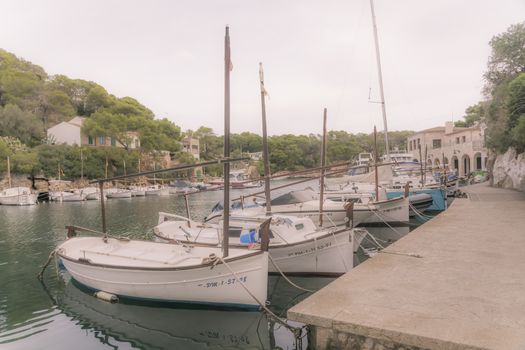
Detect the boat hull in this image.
<box><xmin>386</xmin><ymin>188</ymin><xmax>446</xmax><ymax>211</ymax></box>
<box><xmin>58</xmin><ymin>238</ymin><xmax>268</xmax><ymax>309</ymax></box>
<box><xmin>0</xmin><ymin>193</ymin><xmax>38</xmax><ymax>206</ymax></box>
<box><xmin>358</xmin><ymin>196</ymin><xmax>409</xmax><ymax>226</ymax></box>
<box><xmin>146</xmin><ymin>188</ymin><xmax>170</xmax><ymax>196</ymax></box>
<box><xmin>267</xmin><ymin>229</ymin><xmax>353</xmax><ymax>276</ymax></box>
<box><xmin>106</xmin><ymin>191</ymin><xmax>132</xmax><ymax>199</ymax></box>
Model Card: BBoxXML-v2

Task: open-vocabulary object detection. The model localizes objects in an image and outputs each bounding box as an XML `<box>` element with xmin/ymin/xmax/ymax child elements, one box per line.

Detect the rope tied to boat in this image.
<box><xmin>268</xmin><ymin>255</ymin><xmax>314</xmax><ymax>293</ymax></box>
<box><xmin>205</xmin><ymin>253</ymin><xmax>305</xmax><ymax>338</ymax></box>
<box><xmin>37</xmin><ymin>249</ymin><xmax>56</xmax><ymax>280</ymax></box>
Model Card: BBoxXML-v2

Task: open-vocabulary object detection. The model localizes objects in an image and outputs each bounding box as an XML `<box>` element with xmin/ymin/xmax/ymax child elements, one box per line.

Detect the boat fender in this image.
<box><xmin>94</xmin><ymin>291</ymin><xmax>118</xmax><ymax>303</ymax></box>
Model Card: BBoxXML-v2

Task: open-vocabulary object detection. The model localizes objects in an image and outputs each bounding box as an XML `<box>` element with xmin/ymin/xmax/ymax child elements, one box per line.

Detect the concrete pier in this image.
<box><xmin>288</xmin><ymin>184</ymin><xmax>525</xmax><ymax>350</ymax></box>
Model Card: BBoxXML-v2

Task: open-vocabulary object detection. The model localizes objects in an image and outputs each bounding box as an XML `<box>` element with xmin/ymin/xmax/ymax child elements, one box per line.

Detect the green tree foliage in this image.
<box><xmin>231</xmin><ymin>132</ymin><xmax>262</xmax><ymax>154</ymax></box>
<box><xmin>507</xmin><ymin>73</ymin><xmax>525</xmax><ymax>151</ymax></box>
<box><xmin>483</xmin><ymin>22</ymin><xmax>525</xmax><ymax>152</ymax></box>
<box><xmin>0</xmin><ymin>104</ymin><xmax>44</xmax><ymax>146</ymax></box>
<box><xmin>454</xmin><ymin>103</ymin><xmax>484</xmax><ymax>127</ymax></box>
<box><xmin>484</xmin><ymin>23</ymin><xmax>525</xmax><ymax>94</ymax></box>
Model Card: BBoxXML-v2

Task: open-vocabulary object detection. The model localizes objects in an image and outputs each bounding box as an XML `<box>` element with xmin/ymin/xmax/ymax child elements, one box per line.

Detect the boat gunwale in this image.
<box><xmin>153</xmin><ymin>225</ymin><xmax>352</xmax><ymax>249</ymax></box>
<box><xmin>57</xmin><ymin>239</ymin><xmax>266</xmax><ymax>271</ymax></box>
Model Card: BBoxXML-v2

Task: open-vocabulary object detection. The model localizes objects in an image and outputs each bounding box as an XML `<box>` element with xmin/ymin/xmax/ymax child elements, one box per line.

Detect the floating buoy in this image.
<box><xmin>94</xmin><ymin>291</ymin><xmax>118</xmax><ymax>303</ymax></box>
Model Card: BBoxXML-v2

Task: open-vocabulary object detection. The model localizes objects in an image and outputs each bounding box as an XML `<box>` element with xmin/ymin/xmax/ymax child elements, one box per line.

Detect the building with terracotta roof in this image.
<box><xmin>407</xmin><ymin>121</ymin><xmax>487</xmax><ymax>176</ymax></box>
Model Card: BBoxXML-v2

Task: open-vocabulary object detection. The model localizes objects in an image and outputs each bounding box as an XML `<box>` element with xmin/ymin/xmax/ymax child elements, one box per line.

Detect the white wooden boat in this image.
<box><xmin>145</xmin><ymin>185</ymin><xmax>170</xmax><ymax>196</ymax></box>
<box><xmin>51</xmin><ymin>191</ymin><xmax>86</xmax><ymax>202</ymax></box>
<box><xmin>323</xmin><ymin>189</ymin><xmax>410</xmax><ymax>225</ymax></box>
<box><xmin>106</xmin><ymin>189</ymin><xmax>132</xmax><ymax>199</ymax></box>
<box><xmin>56</xmin><ymin>235</ymin><xmax>269</xmax><ymax>308</ymax></box>
<box><xmin>0</xmin><ymin>187</ymin><xmax>38</xmax><ymax>206</ymax></box>
<box><xmin>206</xmin><ymin>188</ymin><xmax>375</xmax><ymax>227</ymax></box>
<box><xmin>155</xmin><ymin>213</ymin><xmax>363</xmax><ymax>276</ymax></box>
<box><xmin>128</xmin><ymin>186</ymin><xmax>146</xmax><ymax>197</ymax></box>
<box><xmin>81</xmin><ymin>187</ymin><xmax>100</xmax><ymax>200</ymax></box>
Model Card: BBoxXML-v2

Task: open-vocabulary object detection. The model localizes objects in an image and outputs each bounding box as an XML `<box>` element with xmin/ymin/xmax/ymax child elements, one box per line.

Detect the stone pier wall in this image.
<box><xmin>310</xmin><ymin>327</ymin><xmax>427</xmax><ymax>350</ymax></box>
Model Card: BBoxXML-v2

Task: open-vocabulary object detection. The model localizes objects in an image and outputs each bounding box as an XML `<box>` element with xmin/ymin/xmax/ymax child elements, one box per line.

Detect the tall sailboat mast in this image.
<box><xmin>370</xmin><ymin>0</ymin><xmax>390</xmax><ymax>161</ymax></box>
<box><xmin>222</xmin><ymin>26</ymin><xmax>232</xmax><ymax>258</ymax></box>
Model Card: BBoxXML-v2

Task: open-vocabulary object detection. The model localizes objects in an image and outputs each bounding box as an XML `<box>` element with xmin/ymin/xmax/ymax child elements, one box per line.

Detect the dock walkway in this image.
<box><xmin>288</xmin><ymin>184</ymin><xmax>525</xmax><ymax>350</ymax></box>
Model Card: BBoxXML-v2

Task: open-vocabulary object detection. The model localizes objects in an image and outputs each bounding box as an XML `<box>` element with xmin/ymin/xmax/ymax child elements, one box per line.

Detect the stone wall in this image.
<box><xmin>310</xmin><ymin>326</ymin><xmax>427</xmax><ymax>350</ymax></box>
<box><xmin>490</xmin><ymin>148</ymin><xmax>525</xmax><ymax>191</ymax></box>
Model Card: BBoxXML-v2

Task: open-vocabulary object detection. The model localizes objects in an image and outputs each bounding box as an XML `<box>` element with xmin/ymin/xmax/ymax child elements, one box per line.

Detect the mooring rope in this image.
<box><xmin>37</xmin><ymin>249</ymin><xmax>56</xmax><ymax>280</ymax></box>
<box><xmin>213</xmin><ymin>254</ymin><xmax>305</xmax><ymax>338</ymax></box>
<box><xmin>268</xmin><ymin>255</ymin><xmax>314</xmax><ymax>293</ymax></box>
<box><xmin>409</xmin><ymin>203</ymin><xmax>434</xmax><ymax>220</ymax></box>
<box><xmin>366</xmin><ymin>205</ymin><xmax>405</xmax><ymax>237</ymax></box>
<box><xmin>379</xmin><ymin>251</ymin><xmax>423</xmax><ymax>258</ymax></box>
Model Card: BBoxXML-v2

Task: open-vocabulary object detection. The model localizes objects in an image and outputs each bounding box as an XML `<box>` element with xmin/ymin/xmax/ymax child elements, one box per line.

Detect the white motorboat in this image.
<box><xmin>56</xmin><ymin>235</ymin><xmax>269</xmax><ymax>309</ymax></box>
<box><xmin>0</xmin><ymin>187</ymin><xmax>38</xmax><ymax>206</ymax></box>
<box><xmin>106</xmin><ymin>189</ymin><xmax>132</xmax><ymax>199</ymax></box>
<box><xmin>146</xmin><ymin>185</ymin><xmax>170</xmax><ymax>196</ymax></box>
<box><xmin>155</xmin><ymin>213</ymin><xmax>364</xmax><ymax>276</ymax></box>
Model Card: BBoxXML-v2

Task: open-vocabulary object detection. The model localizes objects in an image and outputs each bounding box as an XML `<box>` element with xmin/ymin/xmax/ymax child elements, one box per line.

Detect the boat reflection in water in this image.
<box><xmin>57</xmin><ymin>273</ymin><xmax>271</xmax><ymax>350</ymax></box>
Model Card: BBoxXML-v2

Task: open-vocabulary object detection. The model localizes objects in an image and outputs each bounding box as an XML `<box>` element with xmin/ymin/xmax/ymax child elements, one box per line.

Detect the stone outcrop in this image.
<box><xmin>490</xmin><ymin>148</ymin><xmax>525</xmax><ymax>191</ymax></box>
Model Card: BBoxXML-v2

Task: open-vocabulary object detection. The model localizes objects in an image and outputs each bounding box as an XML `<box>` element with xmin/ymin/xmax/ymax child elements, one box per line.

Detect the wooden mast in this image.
<box><xmin>370</xmin><ymin>0</ymin><xmax>390</xmax><ymax>161</ymax></box>
<box><xmin>373</xmin><ymin>126</ymin><xmax>379</xmax><ymax>200</ymax></box>
<box><xmin>7</xmin><ymin>156</ymin><xmax>11</xmax><ymax>188</ymax></box>
<box><xmin>222</xmin><ymin>26</ymin><xmax>232</xmax><ymax>258</ymax></box>
<box><xmin>80</xmin><ymin>147</ymin><xmax>84</xmax><ymax>181</ymax></box>
<box><xmin>319</xmin><ymin>108</ymin><xmax>327</xmax><ymax>226</ymax></box>
<box><xmin>259</xmin><ymin>62</ymin><xmax>272</xmax><ymax>216</ymax></box>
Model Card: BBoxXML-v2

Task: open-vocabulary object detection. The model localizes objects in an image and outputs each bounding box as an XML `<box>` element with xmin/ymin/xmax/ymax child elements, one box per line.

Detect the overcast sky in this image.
<box><xmin>1</xmin><ymin>0</ymin><xmax>524</xmax><ymax>135</ymax></box>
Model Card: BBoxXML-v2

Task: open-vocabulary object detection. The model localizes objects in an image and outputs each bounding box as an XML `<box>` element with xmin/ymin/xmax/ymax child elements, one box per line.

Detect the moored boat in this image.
<box><xmin>154</xmin><ymin>213</ymin><xmax>359</xmax><ymax>276</ymax></box>
<box><xmin>0</xmin><ymin>187</ymin><xmax>38</xmax><ymax>206</ymax></box>
<box><xmin>56</xmin><ymin>234</ymin><xmax>269</xmax><ymax>309</ymax></box>
<box><xmin>106</xmin><ymin>189</ymin><xmax>132</xmax><ymax>199</ymax></box>
<box><xmin>146</xmin><ymin>185</ymin><xmax>170</xmax><ymax>196</ymax></box>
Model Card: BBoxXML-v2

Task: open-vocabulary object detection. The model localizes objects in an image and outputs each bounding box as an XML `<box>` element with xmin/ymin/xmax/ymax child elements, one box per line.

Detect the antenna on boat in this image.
<box><xmin>370</xmin><ymin>0</ymin><xmax>390</xmax><ymax>161</ymax></box>
<box><xmin>259</xmin><ymin>62</ymin><xmax>272</xmax><ymax>216</ymax></box>
<box><xmin>319</xmin><ymin>108</ymin><xmax>327</xmax><ymax>226</ymax></box>
<box><xmin>222</xmin><ymin>26</ymin><xmax>232</xmax><ymax>258</ymax></box>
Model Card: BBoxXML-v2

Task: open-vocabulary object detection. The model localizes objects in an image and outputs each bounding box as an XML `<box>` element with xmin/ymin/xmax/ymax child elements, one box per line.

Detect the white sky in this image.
<box><xmin>1</xmin><ymin>0</ymin><xmax>524</xmax><ymax>135</ymax></box>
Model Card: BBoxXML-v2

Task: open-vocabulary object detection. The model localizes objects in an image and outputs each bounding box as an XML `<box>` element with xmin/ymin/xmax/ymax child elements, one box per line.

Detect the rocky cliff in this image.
<box><xmin>490</xmin><ymin>148</ymin><xmax>525</xmax><ymax>191</ymax></box>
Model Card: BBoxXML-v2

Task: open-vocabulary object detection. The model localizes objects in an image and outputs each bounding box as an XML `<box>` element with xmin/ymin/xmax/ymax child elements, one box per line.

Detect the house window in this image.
<box><xmin>111</xmin><ymin>138</ymin><xmax>116</xmax><ymax>147</ymax></box>
<box><xmin>135</xmin><ymin>139</ymin><xmax>139</xmax><ymax>148</ymax></box>
<box><xmin>408</xmin><ymin>141</ymin><xmax>412</xmax><ymax>151</ymax></box>
<box><xmin>462</xmin><ymin>136</ymin><xmax>466</xmax><ymax>143</ymax></box>
<box><xmin>432</xmin><ymin>139</ymin><xmax>442</xmax><ymax>149</ymax></box>
<box><xmin>456</xmin><ymin>137</ymin><xmax>460</xmax><ymax>144</ymax></box>
<box><xmin>88</xmin><ymin>136</ymin><xmax>94</xmax><ymax>145</ymax></box>
<box><xmin>99</xmin><ymin>136</ymin><xmax>105</xmax><ymax>145</ymax></box>
<box><xmin>417</xmin><ymin>139</ymin><xmax>421</xmax><ymax>147</ymax></box>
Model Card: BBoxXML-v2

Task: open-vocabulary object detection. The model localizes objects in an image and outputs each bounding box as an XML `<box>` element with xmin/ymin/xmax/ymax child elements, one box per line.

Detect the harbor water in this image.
<box><xmin>0</xmin><ymin>180</ymin><xmax>424</xmax><ymax>349</ymax></box>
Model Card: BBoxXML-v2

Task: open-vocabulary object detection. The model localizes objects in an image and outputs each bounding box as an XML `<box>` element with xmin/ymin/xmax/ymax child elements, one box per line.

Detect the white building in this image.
<box><xmin>47</xmin><ymin>116</ymin><xmax>140</xmax><ymax>149</ymax></box>
<box><xmin>407</xmin><ymin>121</ymin><xmax>488</xmax><ymax>176</ymax></box>
<box><xmin>181</xmin><ymin>136</ymin><xmax>200</xmax><ymax>160</ymax></box>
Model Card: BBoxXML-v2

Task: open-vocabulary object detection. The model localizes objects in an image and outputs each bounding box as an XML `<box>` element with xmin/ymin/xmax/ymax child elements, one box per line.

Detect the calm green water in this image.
<box><xmin>0</xmin><ymin>181</ymin><xmax>420</xmax><ymax>350</ymax></box>
<box><xmin>0</xmin><ymin>181</ymin><xmax>336</xmax><ymax>350</ymax></box>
